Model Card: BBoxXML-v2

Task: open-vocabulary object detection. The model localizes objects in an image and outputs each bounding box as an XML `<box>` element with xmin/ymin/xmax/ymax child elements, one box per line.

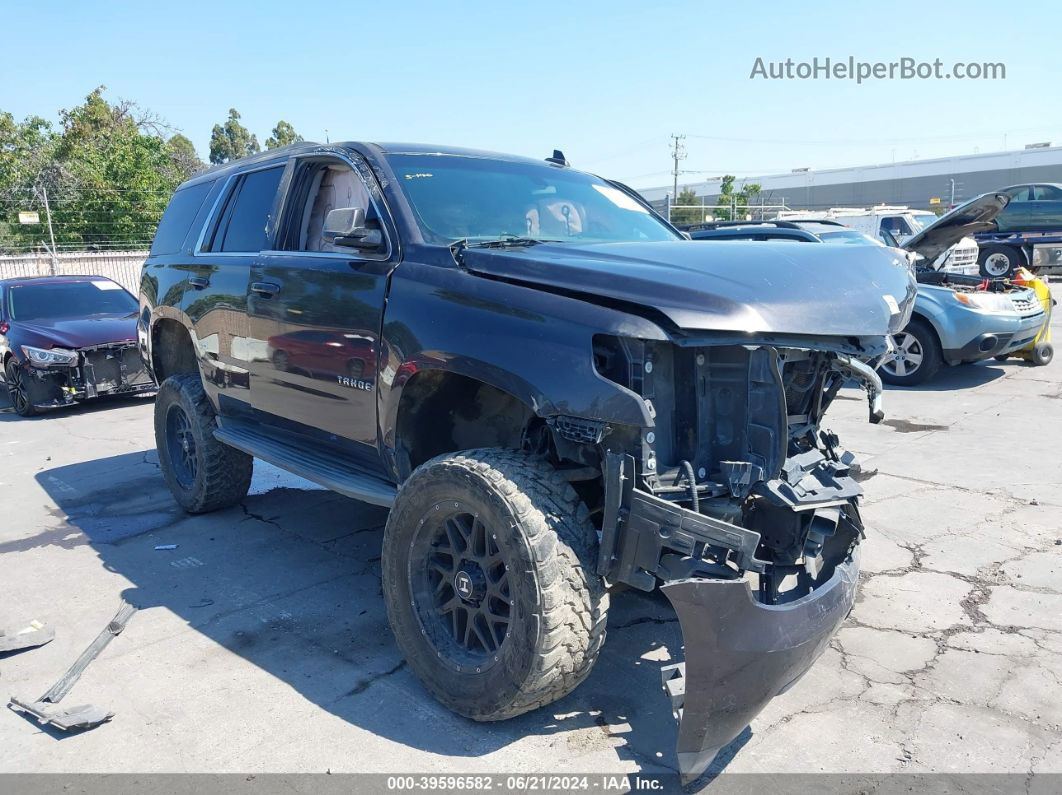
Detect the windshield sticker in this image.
<box><xmin>92</xmin><ymin>281</ymin><xmax>122</xmax><ymax>290</ymax></box>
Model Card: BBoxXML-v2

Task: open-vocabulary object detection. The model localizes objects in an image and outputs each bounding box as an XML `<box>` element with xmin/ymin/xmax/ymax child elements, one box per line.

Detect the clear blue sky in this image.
<box><xmin>3</xmin><ymin>0</ymin><xmax>1060</xmax><ymax>189</ymax></box>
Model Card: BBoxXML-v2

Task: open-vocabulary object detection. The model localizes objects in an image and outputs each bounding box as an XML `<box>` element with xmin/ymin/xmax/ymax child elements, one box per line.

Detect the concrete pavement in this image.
<box><xmin>0</xmin><ymin>318</ymin><xmax>1059</xmax><ymax>787</ymax></box>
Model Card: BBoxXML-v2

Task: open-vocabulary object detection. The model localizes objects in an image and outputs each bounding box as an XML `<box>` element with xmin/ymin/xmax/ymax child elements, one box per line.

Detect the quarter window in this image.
<box><xmin>151</xmin><ymin>181</ymin><xmax>213</xmax><ymax>256</ymax></box>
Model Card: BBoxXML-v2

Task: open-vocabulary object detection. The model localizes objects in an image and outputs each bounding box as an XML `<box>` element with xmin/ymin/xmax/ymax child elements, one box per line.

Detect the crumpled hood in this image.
<box><xmin>903</xmin><ymin>193</ymin><xmax>1009</xmax><ymax>264</ymax></box>
<box><xmin>13</xmin><ymin>314</ymin><xmax>138</xmax><ymax>350</ymax></box>
<box><xmin>462</xmin><ymin>240</ymin><xmax>916</xmax><ymax>336</ymax></box>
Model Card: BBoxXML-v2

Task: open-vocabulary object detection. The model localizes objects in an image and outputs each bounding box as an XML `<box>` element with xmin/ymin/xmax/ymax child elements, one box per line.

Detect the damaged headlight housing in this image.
<box><xmin>21</xmin><ymin>345</ymin><xmax>79</xmax><ymax>368</ymax></box>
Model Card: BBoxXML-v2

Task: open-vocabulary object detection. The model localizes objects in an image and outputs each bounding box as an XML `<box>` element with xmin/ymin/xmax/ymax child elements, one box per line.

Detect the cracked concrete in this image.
<box><xmin>0</xmin><ymin>311</ymin><xmax>1059</xmax><ymax>787</ymax></box>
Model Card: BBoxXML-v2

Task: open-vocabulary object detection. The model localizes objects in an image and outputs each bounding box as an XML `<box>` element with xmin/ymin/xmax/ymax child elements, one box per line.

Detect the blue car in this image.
<box><xmin>881</xmin><ymin>194</ymin><xmax>1045</xmax><ymax>384</ymax></box>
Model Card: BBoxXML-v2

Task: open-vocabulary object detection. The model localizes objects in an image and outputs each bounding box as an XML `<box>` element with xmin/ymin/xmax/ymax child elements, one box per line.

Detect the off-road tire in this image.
<box><xmin>878</xmin><ymin>318</ymin><xmax>942</xmax><ymax>386</ymax></box>
<box><xmin>154</xmin><ymin>373</ymin><xmax>253</xmax><ymax>513</ymax></box>
<box><xmin>382</xmin><ymin>449</ymin><xmax>608</xmax><ymax>721</ymax></box>
<box><xmin>4</xmin><ymin>359</ymin><xmax>38</xmax><ymax>417</ymax></box>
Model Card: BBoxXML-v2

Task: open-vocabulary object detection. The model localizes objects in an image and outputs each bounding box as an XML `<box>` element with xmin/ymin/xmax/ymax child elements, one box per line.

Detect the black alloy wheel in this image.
<box><xmin>164</xmin><ymin>403</ymin><xmax>198</xmax><ymax>489</ymax></box>
<box><xmin>5</xmin><ymin>360</ymin><xmax>37</xmax><ymax>417</ymax></box>
<box><xmin>409</xmin><ymin>504</ymin><xmax>512</xmax><ymax>669</ymax></box>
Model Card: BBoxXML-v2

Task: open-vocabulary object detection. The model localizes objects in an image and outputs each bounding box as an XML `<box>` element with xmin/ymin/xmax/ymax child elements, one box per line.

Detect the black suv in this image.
<box><xmin>141</xmin><ymin>142</ymin><xmax>916</xmax><ymax>779</ymax></box>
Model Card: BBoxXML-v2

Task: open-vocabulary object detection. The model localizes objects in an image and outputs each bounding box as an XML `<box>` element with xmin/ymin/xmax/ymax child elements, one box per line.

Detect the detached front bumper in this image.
<box><xmin>660</xmin><ymin>547</ymin><xmax>860</xmax><ymax>782</ymax></box>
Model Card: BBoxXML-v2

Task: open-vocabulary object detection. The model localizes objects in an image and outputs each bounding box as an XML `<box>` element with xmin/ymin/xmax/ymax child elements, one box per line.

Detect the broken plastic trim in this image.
<box><xmin>0</xmin><ymin>620</ymin><xmax>55</xmax><ymax>654</ymax></box>
<box><xmin>661</xmin><ymin>546</ymin><xmax>859</xmax><ymax>783</ymax></box>
<box><xmin>8</xmin><ymin>601</ymin><xmax>136</xmax><ymax>732</ymax></box>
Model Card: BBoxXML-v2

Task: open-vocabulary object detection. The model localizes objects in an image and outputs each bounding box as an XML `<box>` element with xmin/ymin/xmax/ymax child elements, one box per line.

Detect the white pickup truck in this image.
<box><xmin>777</xmin><ymin>206</ymin><xmax>981</xmax><ymax>275</ymax></box>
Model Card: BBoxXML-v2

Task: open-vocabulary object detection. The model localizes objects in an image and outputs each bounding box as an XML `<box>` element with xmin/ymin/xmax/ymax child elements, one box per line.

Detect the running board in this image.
<box><xmin>214</xmin><ymin>420</ymin><xmax>397</xmax><ymax>507</ymax></box>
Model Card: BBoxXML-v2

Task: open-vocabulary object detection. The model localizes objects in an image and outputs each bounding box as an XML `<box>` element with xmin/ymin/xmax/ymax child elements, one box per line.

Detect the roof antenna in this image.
<box><xmin>545</xmin><ymin>149</ymin><xmax>569</xmax><ymax>166</ymax></box>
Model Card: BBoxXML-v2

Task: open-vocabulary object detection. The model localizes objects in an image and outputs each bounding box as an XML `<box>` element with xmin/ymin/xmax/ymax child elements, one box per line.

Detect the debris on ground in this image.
<box><xmin>8</xmin><ymin>601</ymin><xmax>137</xmax><ymax>732</ymax></box>
<box><xmin>0</xmin><ymin>620</ymin><xmax>55</xmax><ymax>654</ymax></box>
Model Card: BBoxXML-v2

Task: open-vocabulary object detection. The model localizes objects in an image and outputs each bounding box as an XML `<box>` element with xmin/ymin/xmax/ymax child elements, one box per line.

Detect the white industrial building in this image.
<box><xmin>637</xmin><ymin>144</ymin><xmax>1062</xmax><ymax>214</ymax></box>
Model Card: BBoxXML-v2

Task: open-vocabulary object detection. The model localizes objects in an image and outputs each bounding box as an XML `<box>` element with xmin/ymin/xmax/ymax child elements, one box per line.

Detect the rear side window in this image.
<box><xmin>150</xmin><ymin>182</ymin><xmax>212</xmax><ymax>256</ymax></box>
<box><xmin>209</xmin><ymin>166</ymin><xmax>285</xmax><ymax>253</ymax></box>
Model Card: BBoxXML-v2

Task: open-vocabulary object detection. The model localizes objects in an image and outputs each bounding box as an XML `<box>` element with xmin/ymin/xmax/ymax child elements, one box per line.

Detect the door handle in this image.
<box><xmin>188</xmin><ymin>276</ymin><xmax>210</xmax><ymax>289</ymax></box>
<box><xmin>251</xmin><ymin>282</ymin><xmax>281</xmax><ymax>297</ymax></box>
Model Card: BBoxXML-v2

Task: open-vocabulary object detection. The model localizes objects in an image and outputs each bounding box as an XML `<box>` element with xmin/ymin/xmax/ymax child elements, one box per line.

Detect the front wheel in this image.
<box><xmin>4</xmin><ymin>360</ymin><xmax>38</xmax><ymax>417</ymax></box>
<box><xmin>154</xmin><ymin>373</ymin><xmax>253</xmax><ymax>513</ymax></box>
<box><xmin>382</xmin><ymin>449</ymin><xmax>608</xmax><ymax>721</ymax></box>
<box><xmin>878</xmin><ymin>318</ymin><xmax>942</xmax><ymax>386</ymax></box>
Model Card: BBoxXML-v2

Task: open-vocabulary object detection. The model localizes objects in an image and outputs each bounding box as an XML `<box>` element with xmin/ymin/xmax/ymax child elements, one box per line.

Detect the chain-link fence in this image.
<box><xmin>666</xmin><ymin>201</ymin><xmax>793</xmax><ymax>225</ymax></box>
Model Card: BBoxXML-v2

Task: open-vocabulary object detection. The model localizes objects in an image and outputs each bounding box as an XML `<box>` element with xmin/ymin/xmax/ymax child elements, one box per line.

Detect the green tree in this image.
<box><xmin>670</xmin><ymin>187</ymin><xmax>702</xmax><ymax>226</ymax></box>
<box><xmin>265</xmin><ymin>120</ymin><xmax>303</xmax><ymax>150</ymax></box>
<box><xmin>714</xmin><ymin>176</ymin><xmax>763</xmax><ymax>221</ymax></box>
<box><xmin>0</xmin><ymin>112</ymin><xmax>58</xmax><ymax>251</ymax></box>
<box><xmin>0</xmin><ymin>87</ymin><xmax>190</xmax><ymax>252</ymax></box>
<box><xmin>209</xmin><ymin>108</ymin><xmax>260</xmax><ymax>164</ymax></box>
<box><xmin>166</xmin><ymin>133</ymin><xmax>205</xmax><ymax>180</ymax></box>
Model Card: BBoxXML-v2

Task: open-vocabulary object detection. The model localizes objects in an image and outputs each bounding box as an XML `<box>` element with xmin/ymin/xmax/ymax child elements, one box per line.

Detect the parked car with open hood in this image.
<box><xmin>1</xmin><ymin>275</ymin><xmax>155</xmax><ymax>416</ymax></box>
<box><xmin>881</xmin><ymin>193</ymin><xmax>1046</xmax><ymax>384</ymax></box>
<box><xmin>140</xmin><ymin>141</ymin><xmax>916</xmax><ymax>780</ymax></box>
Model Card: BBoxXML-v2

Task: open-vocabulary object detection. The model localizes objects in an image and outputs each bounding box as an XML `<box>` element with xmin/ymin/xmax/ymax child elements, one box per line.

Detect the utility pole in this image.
<box><xmin>670</xmin><ymin>134</ymin><xmax>687</xmax><ymax>203</ymax></box>
<box><xmin>40</xmin><ymin>184</ymin><xmax>59</xmax><ymax>275</ymax></box>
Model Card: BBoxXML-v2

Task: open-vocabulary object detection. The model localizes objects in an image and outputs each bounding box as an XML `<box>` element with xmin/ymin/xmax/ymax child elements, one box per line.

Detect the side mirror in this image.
<box><xmin>323</xmin><ymin>207</ymin><xmax>383</xmax><ymax>249</ymax></box>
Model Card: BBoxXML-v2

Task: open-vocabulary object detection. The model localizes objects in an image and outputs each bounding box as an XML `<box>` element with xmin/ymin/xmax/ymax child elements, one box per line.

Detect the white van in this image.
<box><xmin>776</xmin><ymin>206</ymin><xmax>981</xmax><ymax>275</ymax></box>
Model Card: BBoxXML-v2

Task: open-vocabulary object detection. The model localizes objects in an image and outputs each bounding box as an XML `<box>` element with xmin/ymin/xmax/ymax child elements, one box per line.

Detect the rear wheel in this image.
<box><xmin>978</xmin><ymin>245</ymin><xmax>1022</xmax><ymax>278</ymax></box>
<box><xmin>878</xmin><ymin>318</ymin><xmax>942</xmax><ymax>386</ymax></box>
<box><xmin>382</xmin><ymin>449</ymin><xmax>608</xmax><ymax>720</ymax></box>
<box><xmin>4</xmin><ymin>360</ymin><xmax>37</xmax><ymax>417</ymax></box>
<box><xmin>154</xmin><ymin>373</ymin><xmax>253</xmax><ymax>513</ymax></box>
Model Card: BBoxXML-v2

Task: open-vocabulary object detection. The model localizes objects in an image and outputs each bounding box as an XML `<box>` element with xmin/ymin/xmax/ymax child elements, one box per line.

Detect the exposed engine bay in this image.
<box><xmin>580</xmin><ymin>334</ymin><xmax>883</xmax><ymax>779</ymax></box>
<box><xmin>590</xmin><ymin>336</ymin><xmax>877</xmax><ymax>591</ymax></box>
<box><xmin>19</xmin><ymin>342</ymin><xmax>154</xmax><ymax>409</ymax></box>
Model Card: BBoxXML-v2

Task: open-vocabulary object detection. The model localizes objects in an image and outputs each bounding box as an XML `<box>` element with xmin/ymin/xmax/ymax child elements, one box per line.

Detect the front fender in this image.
<box><xmin>378</xmin><ymin>259</ymin><xmax>668</xmax><ymax>452</ymax></box>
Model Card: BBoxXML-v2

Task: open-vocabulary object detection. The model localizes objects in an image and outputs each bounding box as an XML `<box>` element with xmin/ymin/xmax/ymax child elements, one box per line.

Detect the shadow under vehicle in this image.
<box><xmin>138</xmin><ymin>141</ymin><xmax>916</xmax><ymax>781</ymax></box>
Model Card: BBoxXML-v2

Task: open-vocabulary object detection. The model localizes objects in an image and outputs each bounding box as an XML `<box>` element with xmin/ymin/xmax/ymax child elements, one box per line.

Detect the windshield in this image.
<box><xmin>387</xmin><ymin>154</ymin><xmax>680</xmax><ymax>245</ymax></box>
<box><xmin>817</xmin><ymin>230</ymin><xmax>884</xmax><ymax>246</ymax></box>
<box><xmin>911</xmin><ymin>213</ymin><xmax>939</xmax><ymax>231</ymax></box>
<box><xmin>8</xmin><ymin>280</ymin><xmax>137</xmax><ymax>321</ymax></box>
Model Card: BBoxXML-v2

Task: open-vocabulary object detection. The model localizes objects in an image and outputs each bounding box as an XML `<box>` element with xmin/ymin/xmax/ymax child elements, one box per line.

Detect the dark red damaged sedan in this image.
<box><xmin>1</xmin><ymin>275</ymin><xmax>155</xmax><ymax>417</ymax></box>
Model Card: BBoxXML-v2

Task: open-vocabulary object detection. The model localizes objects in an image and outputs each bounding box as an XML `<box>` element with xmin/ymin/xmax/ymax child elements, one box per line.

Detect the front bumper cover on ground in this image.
<box><xmin>660</xmin><ymin>547</ymin><xmax>860</xmax><ymax>782</ymax></box>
